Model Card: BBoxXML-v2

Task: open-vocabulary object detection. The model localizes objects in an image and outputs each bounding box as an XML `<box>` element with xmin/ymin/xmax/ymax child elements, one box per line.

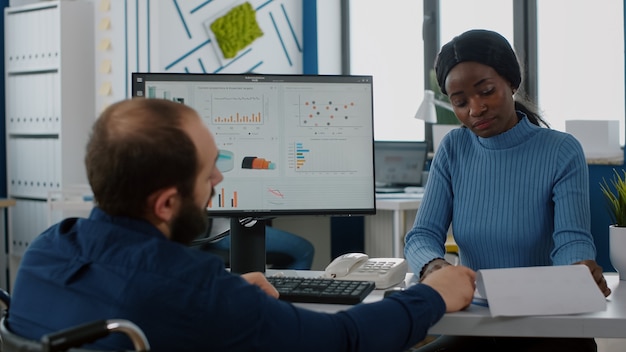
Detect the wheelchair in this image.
<box><xmin>0</xmin><ymin>288</ymin><xmax>150</xmax><ymax>352</ymax></box>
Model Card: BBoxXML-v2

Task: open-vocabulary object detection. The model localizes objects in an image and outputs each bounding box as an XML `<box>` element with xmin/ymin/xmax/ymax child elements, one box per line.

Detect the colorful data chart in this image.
<box><xmin>208</xmin><ymin>187</ymin><xmax>238</xmax><ymax>208</ymax></box>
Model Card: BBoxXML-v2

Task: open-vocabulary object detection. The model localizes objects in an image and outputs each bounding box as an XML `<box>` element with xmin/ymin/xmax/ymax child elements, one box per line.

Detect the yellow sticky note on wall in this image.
<box><xmin>99</xmin><ymin>60</ymin><xmax>112</xmax><ymax>74</ymax></box>
<box><xmin>99</xmin><ymin>0</ymin><xmax>111</xmax><ymax>12</ymax></box>
<box><xmin>98</xmin><ymin>38</ymin><xmax>111</xmax><ymax>51</ymax></box>
<box><xmin>99</xmin><ymin>17</ymin><xmax>111</xmax><ymax>31</ymax></box>
<box><xmin>99</xmin><ymin>82</ymin><xmax>112</xmax><ymax>96</ymax></box>
<box><xmin>99</xmin><ymin>103</ymin><xmax>110</xmax><ymax>116</ymax></box>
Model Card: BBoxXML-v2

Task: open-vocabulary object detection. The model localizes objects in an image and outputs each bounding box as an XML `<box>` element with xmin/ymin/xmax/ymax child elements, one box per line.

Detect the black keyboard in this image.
<box><xmin>267</xmin><ymin>276</ymin><xmax>376</xmax><ymax>305</ymax></box>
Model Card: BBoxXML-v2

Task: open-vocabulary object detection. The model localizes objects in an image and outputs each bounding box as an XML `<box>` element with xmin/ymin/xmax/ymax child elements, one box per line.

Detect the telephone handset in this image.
<box><xmin>324</xmin><ymin>253</ymin><xmax>408</xmax><ymax>289</ymax></box>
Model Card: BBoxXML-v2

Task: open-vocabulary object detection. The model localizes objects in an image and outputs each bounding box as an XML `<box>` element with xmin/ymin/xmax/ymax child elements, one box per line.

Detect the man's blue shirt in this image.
<box><xmin>8</xmin><ymin>207</ymin><xmax>445</xmax><ymax>352</ymax></box>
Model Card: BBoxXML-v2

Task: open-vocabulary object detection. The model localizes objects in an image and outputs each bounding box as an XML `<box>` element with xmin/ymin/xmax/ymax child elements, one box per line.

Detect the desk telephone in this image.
<box><xmin>324</xmin><ymin>253</ymin><xmax>408</xmax><ymax>289</ymax></box>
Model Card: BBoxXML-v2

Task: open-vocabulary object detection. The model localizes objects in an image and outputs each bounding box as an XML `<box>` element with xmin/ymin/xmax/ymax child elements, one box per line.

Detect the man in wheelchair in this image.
<box><xmin>7</xmin><ymin>99</ymin><xmax>475</xmax><ymax>352</ymax></box>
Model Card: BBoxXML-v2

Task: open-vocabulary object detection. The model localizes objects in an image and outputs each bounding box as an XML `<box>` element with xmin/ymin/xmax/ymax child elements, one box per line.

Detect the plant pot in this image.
<box><xmin>609</xmin><ymin>225</ymin><xmax>626</xmax><ymax>281</ymax></box>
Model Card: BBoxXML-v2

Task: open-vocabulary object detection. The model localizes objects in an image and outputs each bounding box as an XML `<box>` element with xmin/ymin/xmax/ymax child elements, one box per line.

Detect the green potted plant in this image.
<box><xmin>600</xmin><ymin>169</ymin><xmax>626</xmax><ymax>280</ymax></box>
<box><xmin>601</xmin><ymin>169</ymin><xmax>626</xmax><ymax>226</ymax></box>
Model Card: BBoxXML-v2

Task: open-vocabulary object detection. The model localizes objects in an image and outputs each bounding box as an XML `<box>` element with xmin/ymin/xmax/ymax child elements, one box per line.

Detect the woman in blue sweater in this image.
<box><xmin>404</xmin><ymin>29</ymin><xmax>611</xmax><ymax>352</ymax></box>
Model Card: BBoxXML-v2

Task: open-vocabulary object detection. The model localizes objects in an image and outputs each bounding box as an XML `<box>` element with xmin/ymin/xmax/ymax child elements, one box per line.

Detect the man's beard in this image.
<box><xmin>170</xmin><ymin>196</ymin><xmax>209</xmax><ymax>245</ymax></box>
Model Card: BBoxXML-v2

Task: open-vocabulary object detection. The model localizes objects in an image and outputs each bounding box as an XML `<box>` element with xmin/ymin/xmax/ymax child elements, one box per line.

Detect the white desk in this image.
<box><xmin>429</xmin><ymin>273</ymin><xmax>625</xmax><ymax>338</ymax></box>
<box><xmin>291</xmin><ymin>271</ymin><xmax>626</xmax><ymax>338</ymax></box>
<box><xmin>372</xmin><ymin>195</ymin><xmax>422</xmax><ymax>258</ymax></box>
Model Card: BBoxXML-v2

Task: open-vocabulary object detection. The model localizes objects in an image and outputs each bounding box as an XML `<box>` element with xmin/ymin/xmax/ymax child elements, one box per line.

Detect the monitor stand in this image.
<box><xmin>229</xmin><ymin>217</ymin><xmax>267</xmax><ymax>274</ymax></box>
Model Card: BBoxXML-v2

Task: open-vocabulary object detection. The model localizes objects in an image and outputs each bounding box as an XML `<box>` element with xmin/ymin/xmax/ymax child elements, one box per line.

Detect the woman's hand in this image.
<box><xmin>241</xmin><ymin>272</ymin><xmax>280</xmax><ymax>298</ymax></box>
<box><xmin>419</xmin><ymin>258</ymin><xmax>452</xmax><ymax>281</ymax></box>
<box><xmin>575</xmin><ymin>260</ymin><xmax>612</xmax><ymax>297</ymax></box>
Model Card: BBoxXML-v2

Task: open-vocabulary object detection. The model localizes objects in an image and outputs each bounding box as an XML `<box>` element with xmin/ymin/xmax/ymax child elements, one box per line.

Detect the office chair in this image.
<box><xmin>0</xmin><ymin>289</ymin><xmax>150</xmax><ymax>352</ymax></box>
<box><xmin>193</xmin><ymin>217</ymin><xmax>315</xmax><ymax>270</ymax></box>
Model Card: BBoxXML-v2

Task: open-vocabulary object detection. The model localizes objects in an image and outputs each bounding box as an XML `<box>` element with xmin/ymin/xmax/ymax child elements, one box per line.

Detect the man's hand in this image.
<box><xmin>575</xmin><ymin>260</ymin><xmax>612</xmax><ymax>297</ymax></box>
<box><xmin>421</xmin><ymin>265</ymin><xmax>476</xmax><ymax>312</ymax></box>
<box><xmin>241</xmin><ymin>272</ymin><xmax>280</xmax><ymax>298</ymax></box>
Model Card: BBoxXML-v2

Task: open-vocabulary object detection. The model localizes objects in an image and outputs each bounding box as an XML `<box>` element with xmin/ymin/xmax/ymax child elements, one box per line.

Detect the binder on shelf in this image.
<box><xmin>5</xmin><ymin>0</ymin><xmax>94</xmax><ymax>290</ymax></box>
<box><xmin>6</xmin><ymin>72</ymin><xmax>61</xmax><ymax>135</ymax></box>
<box><xmin>5</xmin><ymin>2</ymin><xmax>60</xmax><ymax>73</ymax></box>
<box><xmin>7</xmin><ymin>137</ymin><xmax>62</xmax><ymax>199</ymax></box>
<box><xmin>8</xmin><ymin>199</ymin><xmax>48</xmax><ymax>257</ymax></box>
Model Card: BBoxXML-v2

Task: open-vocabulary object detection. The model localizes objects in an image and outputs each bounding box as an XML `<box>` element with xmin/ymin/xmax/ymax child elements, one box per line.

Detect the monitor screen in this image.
<box><xmin>374</xmin><ymin>141</ymin><xmax>428</xmax><ymax>189</ymax></box>
<box><xmin>132</xmin><ymin>73</ymin><xmax>375</xmax><ymax>216</ymax></box>
<box><xmin>132</xmin><ymin>73</ymin><xmax>376</xmax><ymax>273</ymax></box>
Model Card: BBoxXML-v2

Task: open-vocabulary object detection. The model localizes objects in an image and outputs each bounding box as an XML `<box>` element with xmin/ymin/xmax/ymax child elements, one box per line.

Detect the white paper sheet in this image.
<box><xmin>475</xmin><ymin>265</ymin><xmax>607</xmax><ymax>317</ymax></box>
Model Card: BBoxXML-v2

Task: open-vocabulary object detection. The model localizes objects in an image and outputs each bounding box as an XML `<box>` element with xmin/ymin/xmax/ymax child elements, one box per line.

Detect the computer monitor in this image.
<box><xmin>132</xmin><ymin>73</ymin><xmax>376</xmax><ymax>273</ymax></box>
<box><xmin>374</xmin><ymin>141</ymin><xmax>428</xmax><ymax>192</ymax></box>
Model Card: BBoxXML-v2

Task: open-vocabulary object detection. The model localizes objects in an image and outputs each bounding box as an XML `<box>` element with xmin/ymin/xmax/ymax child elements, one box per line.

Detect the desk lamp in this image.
<box><xmin>414</xmin><ymin>89</ymin><xmax>453</xmax><ymax>123</ymax></box>
<box><xmin>415</xmin><ymin>90</ymin><xmax>456</xmax><ymax>154</ymax></box>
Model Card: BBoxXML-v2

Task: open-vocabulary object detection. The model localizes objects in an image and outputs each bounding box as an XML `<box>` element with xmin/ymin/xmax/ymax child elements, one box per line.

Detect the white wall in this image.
<box><xmin>315</xmin><ymin>0</ymin><xmax>342</xmax><ymax>74</ymax></box>
<box><xmin>90</xmin><ymin>0</ymin><xmax>307</xmax><ymax>115</ymax></box>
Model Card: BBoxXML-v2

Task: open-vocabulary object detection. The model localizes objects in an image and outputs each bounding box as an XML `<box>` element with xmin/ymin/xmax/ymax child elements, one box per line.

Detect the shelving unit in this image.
<box><xmin>4</xmin><ymin>1</ymin><xmax>94</xmax><ymax>290</ymax></box>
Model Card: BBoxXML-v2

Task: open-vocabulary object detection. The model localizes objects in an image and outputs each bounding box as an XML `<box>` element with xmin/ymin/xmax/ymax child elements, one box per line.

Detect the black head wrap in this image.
<box><xmin>435</xmin><ymin>29</ymin><xmax>521</xmax><ymax>95</ymax></box>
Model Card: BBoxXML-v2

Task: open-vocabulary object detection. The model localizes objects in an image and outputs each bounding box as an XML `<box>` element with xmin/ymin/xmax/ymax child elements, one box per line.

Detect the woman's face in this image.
<box><xmin>444</xmin><ymin>61</ymin><xmax>519</xmax><ymax>138</ymax></box>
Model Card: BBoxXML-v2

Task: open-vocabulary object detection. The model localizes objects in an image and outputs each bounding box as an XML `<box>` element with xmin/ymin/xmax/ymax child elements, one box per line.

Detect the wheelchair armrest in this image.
<box><xmin>0</xmin><ymin>288</ymin><xmax>10</xmax><ymax>312</ymax></box>
<box><xmin>41</xmin><ymin>319</ymin><xmax>150</xmax><ymax>352</ymax></box>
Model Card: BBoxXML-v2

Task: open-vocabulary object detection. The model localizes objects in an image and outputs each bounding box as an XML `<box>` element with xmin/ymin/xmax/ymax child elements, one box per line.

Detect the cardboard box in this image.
<box><xmin>565</xmin><ymin>120</ymin><xmax>622</xmax><ymax>159</ymax></box>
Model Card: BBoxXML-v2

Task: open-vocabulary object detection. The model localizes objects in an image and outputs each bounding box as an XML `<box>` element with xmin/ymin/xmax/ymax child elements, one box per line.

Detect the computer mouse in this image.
<box><xmin>383</xmin><ymin>287</ymin><xmax>405</xmax><ymax>298</ymax></box>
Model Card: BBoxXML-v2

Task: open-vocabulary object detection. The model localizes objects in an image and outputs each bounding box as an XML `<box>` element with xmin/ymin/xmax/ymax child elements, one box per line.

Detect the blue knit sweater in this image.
<box><xmin>404</xmin><ymin>114</ymin><xmax>596</xmax><ymax>274</ymax></box>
